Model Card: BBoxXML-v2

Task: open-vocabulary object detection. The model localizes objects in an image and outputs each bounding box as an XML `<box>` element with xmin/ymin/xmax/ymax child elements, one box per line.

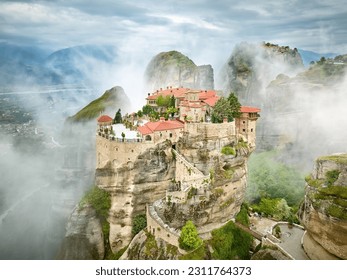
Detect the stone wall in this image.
<box><xmin>96</xmin><ymin>135</ymin><xmax>154</xmax><ymax>170</ymax></box>
<box><xmin>146</xmin><ymin>204</ymin><xmax>180</xmax><ymax>247</ymax></box>
<box><xmin>185</xmin><ymin>122</ymin><xmax>236</xmax><ymax>139</ymax></box>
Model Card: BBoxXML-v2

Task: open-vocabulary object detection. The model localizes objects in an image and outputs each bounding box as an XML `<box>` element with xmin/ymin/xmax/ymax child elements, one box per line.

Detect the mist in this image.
<box><xmin>0</xmin><ymin>37</ymin><xmax>345</xmax><ymax>259</ymax></box>
<box><xmin>218</xmin><ymin>43</ymin><xmax>347</xmax><ymax>171</ymax></box>
<box><xmin>0</xmin><ymin>45</ymin><xmax>148</xmax><ymax>259</ymax></box>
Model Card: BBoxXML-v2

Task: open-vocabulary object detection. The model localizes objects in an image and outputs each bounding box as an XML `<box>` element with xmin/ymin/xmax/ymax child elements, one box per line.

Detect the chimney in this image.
<box><xmin>223</xmin><ymin>118</ymin><xmax>228</xmax><ymax>123</ymax></box>
<box><xmin>167</xmin><ymin>86</ymin><xmax>169</xmax><ymax>89</ymax></box>
<box><xmin>160</xmin><ymin>88</ymin><xmax>162</xmax><ymax>91</ymax></box>
<box><xmin>160</xmin><ymin>117</ymin><xmax>165</xmax><ymax>122</ymax></box>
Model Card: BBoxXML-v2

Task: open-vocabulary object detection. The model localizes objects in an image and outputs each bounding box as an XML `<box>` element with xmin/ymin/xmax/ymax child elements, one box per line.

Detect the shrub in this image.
<box><xmin>132</xmin><ymin>214</ymin><xmax>147</xmax><ymax>236</ymax></box>
<box><xmin>179</xmin><ymin>221</ymin><xmax>203</xmax><ymax>251</ymax></box>
<box><xmin>80</xmin><ymin>186</ymin><xmax>111</xmax><ymax>218</ymax></box>
<box><xmin>235</xmin><ymin>204</ymin><xmax>250</xmax><ymax>226</ymax></box>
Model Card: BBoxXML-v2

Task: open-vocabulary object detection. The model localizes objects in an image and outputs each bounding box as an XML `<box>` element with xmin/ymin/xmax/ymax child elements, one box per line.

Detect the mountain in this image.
<box><xmin>258</xmin><ymin>54</ymin><xmax>347</xmax><ymax>166</ymax></box>
<box><xmin>219</xmin><ymin>42</ymin><xmax>304</xmax><ymax>105</ymax></box>
<box><xmin>144</xmin><ymin>50</ymin><xmax>214</xmax><ymax>91</ymax></box>
<box><xmin>0</xmin><ymin>44</ymin><xmax>118</xmax><ymax>90</ymax></box>
<box><xmin>0</xmin><ymin>43</ymin><xmax>49</xmax><ymax>65</ymax></box>
<box><xmin>44</xmin><ymin>45</ymin><xmax>118</xmax><ymax>86</ymax></box>
<box><xmin>298</xmin><ymin>49</ymin><xmax>338</xmax><ymax>66</ymax></box>
<box><xmin>67</xmin><ymin>86</ymin><xmax>130</xmax><ymax>122</ymax></box>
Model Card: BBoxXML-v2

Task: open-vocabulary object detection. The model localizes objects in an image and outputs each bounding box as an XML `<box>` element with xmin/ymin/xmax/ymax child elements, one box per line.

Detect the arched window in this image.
<box><xmin>145</xmin><ymin>135</ymin><xmax>152</xmax><ymax>141</ymax></box>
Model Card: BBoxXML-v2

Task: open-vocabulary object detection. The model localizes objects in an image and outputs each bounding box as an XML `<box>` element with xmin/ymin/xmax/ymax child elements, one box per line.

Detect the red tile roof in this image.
<box><xmin>97</xmin><ymin>115</ymin><xmax>113</xmax><ymax>123</ymax></box>
<box><xmin>199</xmin><ymin>90</ymin><xmax>217</xmax><ymax>100</ymax></box>
<box><xmin>203</xmin><ymin>96</ymin><xmax>220</xmax><ymax>107</ymax></box>
<box><xmin>240</xmin><ymin>106</ymin><xmax>261</xmax><ymax>113</ymax></box>
<box><xmin>138</xmin><ymin>119</ymin><xmax>184</xmax><ymax>135</ymax></box>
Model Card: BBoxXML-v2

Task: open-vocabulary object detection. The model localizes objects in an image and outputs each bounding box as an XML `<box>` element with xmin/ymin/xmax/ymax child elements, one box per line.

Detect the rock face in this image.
<box><xmin>95</xmin><ymin>140</ymin><xmax>176</xmax><ymax>252</ymax></box>
<box><xmin>57</xmin><ymin>204</ymin><xmax>105</xmax><ymax>259</ymax></box>
<box><xmin>300</xmin><ymin>154</ymin><xmax>347</xmax><ymax>259</ymax></box>
<box><xmin>95</xmin><ymin>122</ymin><xmax>253</xmax><ymax>254</ymax></box>
<box><xmin>220</xmin><ymin>42</ymin><xmax>304</xmax><ymax>105</ymax></box>
<box><xmin>144</xmin><ymin>51</ymin><xmax>214</xmax><ymax>92</ymax></box>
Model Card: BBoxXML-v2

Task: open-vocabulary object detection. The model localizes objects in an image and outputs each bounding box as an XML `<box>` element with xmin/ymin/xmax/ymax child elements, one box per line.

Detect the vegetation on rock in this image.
<box><xmin>68</xmin><ymin>86</ymin><xmax>128</xmax><ymax>122</ymax></box>
<box><xmin>178</xmin><ymin>221</ymin><xmax>203</xmax><ymax>251</ymax></box>
<box><xmin>132</xmin><ymin>214</ymin><xmax>147</xmax><ymax>236</ymax></box>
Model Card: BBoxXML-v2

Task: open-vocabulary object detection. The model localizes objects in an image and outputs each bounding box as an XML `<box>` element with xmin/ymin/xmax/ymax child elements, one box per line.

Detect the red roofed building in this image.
<box><xmin>138</xmin><ymin>117</ymin><xmax>184</xmax><ymax>143</ymax></box>
<box><xmin>146</xmin><ymin>86</ymin><xmax>220</xmax><ymax>122</ymax></box>
<box><xmin>236</xmin><ymin>106</ymin><xmax>261</xmax><ymax>147</ymax></box>
<box><xmin>97</xmin><ymin>115</ymin><xmax>113</xmax><ymax>127</ymax></box>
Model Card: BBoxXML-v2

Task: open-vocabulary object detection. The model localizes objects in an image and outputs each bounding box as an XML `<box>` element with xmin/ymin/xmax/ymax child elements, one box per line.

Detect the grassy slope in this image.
<box><xmin>68</xmin><ymin>88</ymin><xmax>119</xmax><ymax>122</ymax></box>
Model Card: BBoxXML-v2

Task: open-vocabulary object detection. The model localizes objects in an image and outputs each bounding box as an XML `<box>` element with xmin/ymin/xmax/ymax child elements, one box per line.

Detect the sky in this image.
<box><xmin>0</xmin><ymin>0</ymin><xmax>346</xmax><ymax>67</ymax></box>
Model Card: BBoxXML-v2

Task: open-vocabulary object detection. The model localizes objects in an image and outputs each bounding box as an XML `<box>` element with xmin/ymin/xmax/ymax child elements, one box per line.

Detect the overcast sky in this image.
<box><xmin>0</xmin><ymin>0</ymin><xmax>346</xmax><ymax>66</ymax></box>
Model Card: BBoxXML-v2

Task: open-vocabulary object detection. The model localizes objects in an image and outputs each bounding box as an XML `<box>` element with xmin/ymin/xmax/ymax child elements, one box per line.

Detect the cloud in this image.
<box><xmin>0</xmin><ymin>0</ymin><xmax>346</xmax><ymax>56</ymax></box>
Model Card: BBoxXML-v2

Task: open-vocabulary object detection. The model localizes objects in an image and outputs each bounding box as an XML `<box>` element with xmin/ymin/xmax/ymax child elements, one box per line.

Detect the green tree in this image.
<box><xmin>178</xmin><ymin>221</ymin><xmax>203</xmax><ymax>251</ymax></box>
<box><xmin>156</xmin><ymin>95</ymin><xmax>172</xmax><ymax>107</ymax></box>
<box><xmin>137</xmin><ymin>110</ymin><xmax>143</xmax><ymax>118</ymax></box>
<box><xmin>166</xmin><ymin>106</ymin><xmax>178</xmax><ymax>118</ymax></box>
<box><xmin>142</xmin><ymin>105</ymin><xmax>154</xmax><ymax>115</ymax></box>
<box><xmin>114</xmin><ymin>109</ymin><xmax>122</xmax><ymax>124</ymax></box>
<box><xmin>121</xmin><ymin>132</ymin><xmax>125</xmax><ymax>142</ymax></box>
<box><xmin>211</xmin><ymin>92</ymin><xmax>241</xmax><ymax>123</ymax></box>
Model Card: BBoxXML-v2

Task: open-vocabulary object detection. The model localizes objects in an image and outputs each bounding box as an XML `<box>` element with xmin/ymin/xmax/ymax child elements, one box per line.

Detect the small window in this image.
<box><xmin>243</xmin><ymin>121</ymin><xmax>246</xmax><ymax>124</ymax></box>
<box><xmin>243</xmin><ymin>129</ymin><xmax>246</xmax><ymax>132</ymax></box>
<box><xmin>251</xmin><ymin>128</ymin><xmax>253</xmax><ymax>132</ymax></box>
<box><xmin>169</xmin><ymin>133</ymin><xmax>173</xmax><ymax>138</ymax></box>
<box><xmin>131</xmin><ymin>149</ymin><xmax>134</xmax><ymax>152</ymax></box>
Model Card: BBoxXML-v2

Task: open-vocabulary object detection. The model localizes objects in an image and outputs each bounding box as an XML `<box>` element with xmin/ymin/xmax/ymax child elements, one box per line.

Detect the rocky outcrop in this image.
<box><xmin>220</xmin><ymin>42</ymin><xmax>304</xmax><ymax>105</ymax></box>
<box><xmin>68</xmin><ymin>86</ymin><xmax>131</xmax><ymax>122</ymax></box>
<box><xmin>120</xmin><ymin>231</ymin><xmax>181</xmax><ymax>260</ymax></box>
<box><xmin>95</xmin><ymin>122</ymin><xmax>254</xmax><ymax>254</ymax></box>
<box><xmin>95</xmin><ymin>140</ymin><xmax>175</xmax><ymax>252</ymax></box>
<box><xmin>144</xmin><ymin>51</ymin><xmax>214</xmax><ymax>92</ymax></box>
<box><xmin>57</xmin><ymin>204</ymin><xmax>104</xmax><ymax>259</ymax></box>
<box><xmin>300</xmin><ymin>154</ymin><xmax>347</xmax><ymax>259</ymax></box>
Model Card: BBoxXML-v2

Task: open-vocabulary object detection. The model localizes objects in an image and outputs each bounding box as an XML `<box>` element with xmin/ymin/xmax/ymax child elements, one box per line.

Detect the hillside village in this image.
<box><xmin>94</xmin><ymin>86</ymin><xmax>261</xmax><ymax>253</ymax></box>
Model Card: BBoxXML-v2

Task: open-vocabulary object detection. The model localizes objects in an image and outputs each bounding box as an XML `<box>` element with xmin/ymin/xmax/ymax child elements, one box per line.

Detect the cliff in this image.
<box><xmin>57</xmin><ymin>204</ymin><xmax>105</xmax><ymax>259</ymax></box>
<box><xmin>144</xmin><ymin>51</ymin><xmax>214</xmax><ymax>91</ymax></box>
<box><xmin>95</xmin><ymin>122</ymin><xmax>253</xmax><ymax>254</ymax></box>
<box><xmin>219</xmin><ymin>42</ymin><xmax>304</xmax><ymax>105</ymax></box>
<box><xmin>95</xmin><ymin>139</ymin><xmax>176</xmax><ymax>252</ymax></box>
<box><xmin>300</xmin><ymin>154</ymin><xmax>347</xmax><ymax>259</ymax></box>
<box><xmin>257</xmin><ymin>54</ymin><xmax>347</xmax><ymax>162</ymax></box>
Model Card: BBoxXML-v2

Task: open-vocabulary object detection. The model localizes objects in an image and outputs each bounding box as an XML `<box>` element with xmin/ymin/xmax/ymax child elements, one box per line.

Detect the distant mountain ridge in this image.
<box><xmin>298</xmin><ymin>49</ymin><xmax>338</xmax><ymax>66</ymax></box>
<box><xmin>0</xmin><ymin>43</ymin><xmax>118</xmax><ymax>90</ymax></box>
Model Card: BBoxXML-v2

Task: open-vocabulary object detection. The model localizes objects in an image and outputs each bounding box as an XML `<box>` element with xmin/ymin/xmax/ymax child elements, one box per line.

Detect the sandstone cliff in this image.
<box><xmin>57</xmin><ymin>204</ymin><xmax>105</xmax><ymax>259</ymax></box>
<box><xmin>144</xmin><ymin>51</ymin><xmax>214</xmax><ymax>92</ymax></box>
<box><xmin>95</xmin><ymin>140</ymin><xmax>175</xmax><ymax>252</ymax></box>
<box><xmin>219</xmin><ymin>42</ymin><xmax>304</xmax><ymax>105</ymax></box>
<box><xmin>300</xmin><ymin>154</ymin><xmax>347</xmax><ymax>259</ymax></box>
<box><xmin>95</xmin><ymin>122</ymin><xmax>253</xmax><ymax>254</ymax></box>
